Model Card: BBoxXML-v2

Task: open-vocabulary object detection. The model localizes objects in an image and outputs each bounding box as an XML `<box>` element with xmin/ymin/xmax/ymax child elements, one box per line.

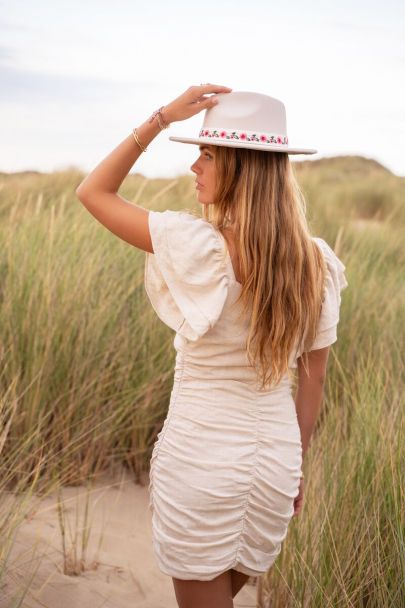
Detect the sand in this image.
<box><xmin>2</xmin><ymin>468</ymin><xmax>258</xmax><ymax>607</ymax></box>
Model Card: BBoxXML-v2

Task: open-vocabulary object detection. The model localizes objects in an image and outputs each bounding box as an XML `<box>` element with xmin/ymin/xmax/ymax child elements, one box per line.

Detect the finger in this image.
<box><xmin>195</xmin><ymin>94</ymin><xmax>211</xmax><ymax>102</ymax></box>
<box><xmin>198</xmin><ymin>83</ymin><xmax>233</xmax><ymax>92</ymax></box>
<box><xmin>201</xmin><ymin>96</ymin><xmax>220</xmax><ymax>109</ymax></box>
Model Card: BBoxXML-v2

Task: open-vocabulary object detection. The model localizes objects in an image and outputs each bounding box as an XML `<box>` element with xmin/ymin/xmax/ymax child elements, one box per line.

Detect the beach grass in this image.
<box><xmin>0</xmin><ymin>156</ymin><xmax>403</xmax><ymax>606</ymax></box>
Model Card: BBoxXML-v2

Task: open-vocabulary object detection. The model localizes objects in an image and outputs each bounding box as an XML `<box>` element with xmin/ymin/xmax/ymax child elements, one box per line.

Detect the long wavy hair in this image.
<box><xmin>201</xmin><ymin>145</ymin><xmax>327</xmax><ymax>389</ymax></box>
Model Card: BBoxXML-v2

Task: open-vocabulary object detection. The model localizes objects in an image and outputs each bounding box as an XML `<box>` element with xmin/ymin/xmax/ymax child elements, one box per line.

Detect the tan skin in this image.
<box><xmin>76</xmin><ymin>83</ymin><xmax>330</xmax><ymax>607</ymax></box>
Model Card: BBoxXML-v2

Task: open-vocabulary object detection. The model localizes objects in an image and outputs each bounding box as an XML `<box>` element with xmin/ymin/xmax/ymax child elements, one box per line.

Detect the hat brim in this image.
<box><xmin>169</xmin><ymin>136</ymin><xmax>317</xmax><ymax>155</ymax></box>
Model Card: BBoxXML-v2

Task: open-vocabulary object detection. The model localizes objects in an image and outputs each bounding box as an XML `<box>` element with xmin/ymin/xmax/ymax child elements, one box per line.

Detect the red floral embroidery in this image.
<box><xmin>199</xmin><ymin>127</ymin><xmax>288</xmax><ymax>145</ymax></box>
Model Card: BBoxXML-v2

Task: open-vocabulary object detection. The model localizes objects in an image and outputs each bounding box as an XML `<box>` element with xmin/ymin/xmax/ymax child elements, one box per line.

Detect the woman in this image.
<box><xmin>76</xmin><ymin>84</ymin><xmax>348</xmax><ymax>608</ymax></box>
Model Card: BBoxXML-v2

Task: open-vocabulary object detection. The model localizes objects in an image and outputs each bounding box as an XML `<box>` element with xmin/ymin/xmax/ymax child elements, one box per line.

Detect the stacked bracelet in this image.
<box><xmin>149</xmin><ymin>106</ymin><xmax>170</xmax><ymax>129</ymax></box>
<box><xmin>132</xmin><ymin>106</ymin><xmax>171</xmax><ymax>154</ymax></box>
<box><xmin>132</xmin><ymin>127</ymin><xmax>148</xmax><ymax>152</ymax></box>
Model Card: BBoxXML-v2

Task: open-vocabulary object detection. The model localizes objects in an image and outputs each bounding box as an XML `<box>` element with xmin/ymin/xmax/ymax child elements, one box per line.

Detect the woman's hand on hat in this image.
<box><xmin>162</xmin><ymin>84</ymin><xmax>232</xmax><ymax>124</ymax></box>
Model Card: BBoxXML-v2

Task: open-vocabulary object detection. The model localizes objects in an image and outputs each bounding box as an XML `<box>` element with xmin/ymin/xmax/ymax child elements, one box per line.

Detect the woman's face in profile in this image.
<box><xmin>190</xmin><ymin>144</ymin><xmax>217</xmax><ymax>205</ymax></box>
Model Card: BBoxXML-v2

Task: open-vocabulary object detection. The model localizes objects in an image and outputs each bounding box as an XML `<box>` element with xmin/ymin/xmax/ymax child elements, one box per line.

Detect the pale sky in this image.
<box><xmin>1</xmin><ymin>0</ymin><xmax>404</xmax><ymax>178</ymax></box>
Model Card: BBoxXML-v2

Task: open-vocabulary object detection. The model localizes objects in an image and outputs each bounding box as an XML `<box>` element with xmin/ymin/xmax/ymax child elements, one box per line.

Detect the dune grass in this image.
<box><xmin>0</xmin><ymin>157</ymin><xmax>403</xmax><ymax>606</ymax></box>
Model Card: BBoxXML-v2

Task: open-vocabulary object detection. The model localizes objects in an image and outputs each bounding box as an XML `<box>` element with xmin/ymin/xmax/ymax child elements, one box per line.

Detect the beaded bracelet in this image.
<box><xmin>149</xmin><ymin>105</ymin><xmax>170</xmax><ymax>129</ymax></box>
<box><xmin>132</xmin><ymin>106</ymin><xmax>171</xmax><ymax>153</ymax></box>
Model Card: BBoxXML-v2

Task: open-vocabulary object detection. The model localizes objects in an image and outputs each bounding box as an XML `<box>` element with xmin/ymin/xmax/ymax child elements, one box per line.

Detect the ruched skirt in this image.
<box><xmin>148</xmin><ymin>354</ymin><xmax>303</xmax><ymax>581</ymax></box>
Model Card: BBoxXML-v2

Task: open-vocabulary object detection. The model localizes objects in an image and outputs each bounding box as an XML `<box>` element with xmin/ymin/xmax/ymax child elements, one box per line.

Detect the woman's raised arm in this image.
<box><xmin>75</xmin><ymin>84</ymin><xmax>231</xmax><ymax>253</ymax></box>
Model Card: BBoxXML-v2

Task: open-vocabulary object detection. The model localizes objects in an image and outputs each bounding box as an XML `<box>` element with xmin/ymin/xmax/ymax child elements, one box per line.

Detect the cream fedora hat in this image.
<box><xmin>169</xmin><ymin>90</ymin><xmax>317</xmax><ymax>155</ymax></box>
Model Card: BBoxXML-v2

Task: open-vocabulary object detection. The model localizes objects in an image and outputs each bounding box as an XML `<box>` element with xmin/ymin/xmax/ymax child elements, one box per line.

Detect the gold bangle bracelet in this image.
<box><xmin>132</xmin><ymin>127</ymin><xmax>148</xmax><ymax>152</ymax></box>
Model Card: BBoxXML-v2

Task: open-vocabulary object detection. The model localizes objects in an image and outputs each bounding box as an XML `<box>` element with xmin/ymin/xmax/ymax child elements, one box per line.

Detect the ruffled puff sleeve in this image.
<box><xmin>307</xmin><ymin>237</ymin><xmax>349</xmax><ymax>351</ymax></box>
<box><xmin>144</xmin><ymin>209</ymin><xmax>229</xmax><ymax>341</ymax></box>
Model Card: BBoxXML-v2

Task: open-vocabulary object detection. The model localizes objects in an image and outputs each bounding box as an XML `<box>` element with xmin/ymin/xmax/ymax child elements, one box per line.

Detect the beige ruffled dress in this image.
<box><xmin>144</xmin><ymin>209</ymin><xmax>348</xmax><ymax>581</ymax></box>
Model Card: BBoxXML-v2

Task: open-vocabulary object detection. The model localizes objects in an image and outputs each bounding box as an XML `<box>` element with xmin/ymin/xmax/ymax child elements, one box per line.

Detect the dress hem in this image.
<box><xmin>154</xmin><ymin>557</ymin><xmax>273</xmax><ymax>581</ymax></box>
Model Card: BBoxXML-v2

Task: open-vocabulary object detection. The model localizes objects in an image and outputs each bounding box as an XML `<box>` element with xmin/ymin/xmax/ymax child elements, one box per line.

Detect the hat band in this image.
<box><xmin>198</xmin><ymin>127</ymin><xmax>289</xmax><ymax>146</ymax></box>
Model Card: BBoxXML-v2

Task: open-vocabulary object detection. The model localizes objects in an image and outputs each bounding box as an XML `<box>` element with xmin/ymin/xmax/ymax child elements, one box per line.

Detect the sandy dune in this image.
<box><xmin>2</xmin><ymin>468</ymin><xmax>258</xmax><ymax>607</ymax></box>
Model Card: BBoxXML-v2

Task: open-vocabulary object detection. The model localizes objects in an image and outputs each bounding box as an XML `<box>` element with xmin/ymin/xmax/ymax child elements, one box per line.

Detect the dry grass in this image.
<box><xmin>0</xmin><ymin>156</ymin><xmax>404</xmax><ymax>606</ymax></box>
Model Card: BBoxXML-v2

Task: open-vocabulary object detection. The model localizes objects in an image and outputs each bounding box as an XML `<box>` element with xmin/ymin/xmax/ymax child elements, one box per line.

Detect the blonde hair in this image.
<box><xmin>201</xmin><ymin>145</ymin><xmax>326</xmax><ymax>389</ymax></box>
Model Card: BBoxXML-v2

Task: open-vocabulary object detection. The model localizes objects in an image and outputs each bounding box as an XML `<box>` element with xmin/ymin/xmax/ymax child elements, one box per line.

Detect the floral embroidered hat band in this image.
<box><xmin>169</xmin><ymin>90</ymin><xmax>317</xmax><ymax>155</ymax></box>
